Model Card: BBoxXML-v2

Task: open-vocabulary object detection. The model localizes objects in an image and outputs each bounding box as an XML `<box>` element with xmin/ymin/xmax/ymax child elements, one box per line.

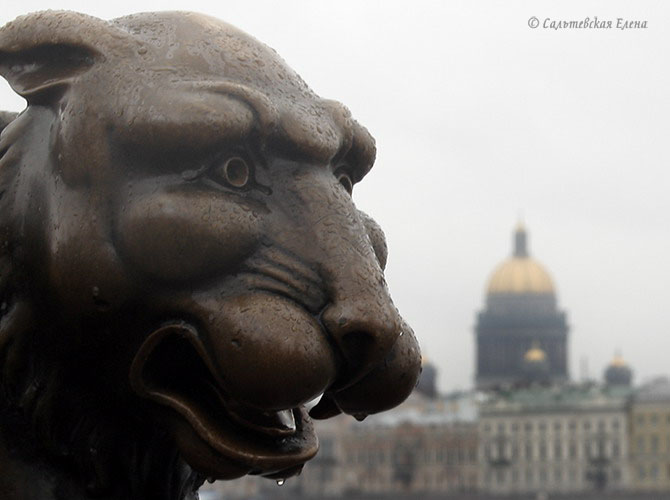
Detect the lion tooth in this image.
<box><xmin>277</xmin><ymin>409</ymin><xmax>296</xmax><ymax>432</ymax></box>
<box><xmin>223</xmin><ymin>398</ymin><xmax>298</xmax><ymax>436</ymax></box>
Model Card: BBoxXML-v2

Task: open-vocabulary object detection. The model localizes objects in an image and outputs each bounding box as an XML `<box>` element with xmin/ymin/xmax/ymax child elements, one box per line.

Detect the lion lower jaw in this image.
<box><xmin>129</xmin><ymin>322</ymin><xmax>318</xmax><ymax>478</ymax></box>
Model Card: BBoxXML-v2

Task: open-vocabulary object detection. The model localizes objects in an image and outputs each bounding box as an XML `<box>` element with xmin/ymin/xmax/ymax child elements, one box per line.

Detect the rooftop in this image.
<box><xmin>481</xmin><ymin>383</ymin><xmax>633</xmax><ymax>415</ymax></box>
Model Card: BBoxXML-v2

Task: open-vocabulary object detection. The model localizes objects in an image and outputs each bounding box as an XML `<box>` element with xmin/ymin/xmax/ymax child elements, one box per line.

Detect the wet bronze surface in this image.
<box><xmin>0</xmin><ymin>11</ymin><xmax>421</xmax><ymax>500</ymax></box>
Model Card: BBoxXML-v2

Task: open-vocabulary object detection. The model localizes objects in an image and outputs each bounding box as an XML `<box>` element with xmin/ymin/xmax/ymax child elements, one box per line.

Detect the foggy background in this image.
<box><xmin>1</xmin><ymin>0</ymin><xmax>668</xmax><ymax>393</ymax></box>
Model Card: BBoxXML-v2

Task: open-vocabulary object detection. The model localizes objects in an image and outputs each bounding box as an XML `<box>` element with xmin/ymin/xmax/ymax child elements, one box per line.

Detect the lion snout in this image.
<box><xmin>321</xmin><ymin>293</ymin><xmax>402</xmax><ymax>388</ymax></box>
<box><xmin>329</xmin><ymin>321</ymin><xmax>421</xmax><ymax>418</ymax></box>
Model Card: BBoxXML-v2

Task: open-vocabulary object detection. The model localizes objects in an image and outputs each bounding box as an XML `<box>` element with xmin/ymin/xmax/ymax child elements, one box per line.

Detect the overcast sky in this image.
<box><xmin>1</xmin><ymin>1</ymin><xmax>668</xmax><ymax>393</ymax></box>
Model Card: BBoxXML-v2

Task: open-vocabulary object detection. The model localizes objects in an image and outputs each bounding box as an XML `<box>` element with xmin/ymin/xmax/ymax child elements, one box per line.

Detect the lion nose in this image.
<box><xmin>321</xmin><ymin>294</ymin><xmax>401</xmax><ymax>389</ymax></box>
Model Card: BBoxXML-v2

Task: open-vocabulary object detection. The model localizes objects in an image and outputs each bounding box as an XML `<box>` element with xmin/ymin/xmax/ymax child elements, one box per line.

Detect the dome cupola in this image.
<box><xmin>521</xmin><ymin>341</ymin><xmax>550</xmax><ymax>383</ymax></box>
<box><xmin>524</xmin><ymin>342</ymin><xmax>547</xmax><ymax>363</ymax></box>
<box><xmin>487</xmin><ymin>223</ymin><xmax>555</xmax><ymax>295</ymax></box>
<box><xmin>604</xmin><ymin>352</ymin><xmax>633</xmax><ymax>387</ymax></box>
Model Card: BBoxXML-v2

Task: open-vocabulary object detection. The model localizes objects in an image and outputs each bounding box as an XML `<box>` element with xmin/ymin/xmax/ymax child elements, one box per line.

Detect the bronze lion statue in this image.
<box><xmin>0</xmin><ymin>11</ymin><xmax>421</xmax><ymax>500</ymax></box>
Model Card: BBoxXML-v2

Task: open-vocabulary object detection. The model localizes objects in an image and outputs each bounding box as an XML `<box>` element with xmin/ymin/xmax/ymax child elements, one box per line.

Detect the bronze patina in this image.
<box><xmin>0</xmin><ymin>11</ymin><xmax>421</xmax><ymax>500</ymax></box>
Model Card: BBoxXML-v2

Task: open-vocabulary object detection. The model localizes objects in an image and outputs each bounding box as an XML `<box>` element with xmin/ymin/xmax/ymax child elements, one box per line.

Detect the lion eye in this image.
<box><xmin>337</xmin><ymin>172</ymin><xmax>353</xmax><ymax>195</ymax></box>
<box><xmin>214</xmin><ymin>157</ymin><xmax>250</xmax><ymax>189</ymax></box>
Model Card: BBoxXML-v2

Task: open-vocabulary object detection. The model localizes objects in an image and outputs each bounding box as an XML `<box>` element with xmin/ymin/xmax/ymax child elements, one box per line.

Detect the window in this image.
<box><xmin>525</xmin><ymin>442</ymin><xmax>533</xmax><ymax>460</ymax></box>
<box><xmin>525</xmin><ymin>422</ymin><xmax>533</xmax><ymax>432</ymax></box>
<box><xmin>448</xmin><ymin>449</ymin><xmax>457</xmax><ymax>465</ymax></box>
<box><xmin>612</xmin><ymin>418</ymin><xmax>620</xmax><ymax>430</ymax></box>
<box><xmin>539</xmin><ymin>441</ymin><xmax>547</xmax><ymax>461</ymax></box>
<box><xmin>651</xmin><ymin>414</ymin><xmax>659</xmax><ymax>426</ymax></box>
<box><xmin>569</xmin><ymin>442</ymin><xmax>577</xmax><ymax>459</ymax></box>
<box><xmin>651</xmin><ymin>464</ymin><xmax>659</xmax><ymax>480</ymax></box>
<box><xmin>638</xmin><ymin>465</ymin><xmax>646</xmax><ymax>480</ymax></box>
<box><xmin>612</xmin><ymin>440</ymin><xmax>620</xmax><ymax>458</ymax></box>
<box><xmin>554</xmin><ymin>468</ymin><xmax>562</xmax><ymax>483</ymax></box>
<box><xmin>569</xmin><ymin>420</ymin><xmax>576</xmax><ymax>431</ymax></box>
<box><xmin>498</xmin><ymin>422</ymin><xmax>505</xmax><ymax>433</ymax></box>
<box><xmin>637</xmin><ymin>415</ymin><xmax>645</xmax><ymax>426</ymax></box>
<box><xmin>638</xmin><ymin>436</ymin><xmax>645</xmax><ymax>453</ymax></box>
<box><xmin>512</xmin><ymin>422</ymin><xmax>519</xmax><ymax>432</ymax></box>
<box><xmin>612</xmin><ymin>468</ymin><xmax>621</xmax><ymax>481</ymax></box>
<box><xmin>539</xmin><ymin>421</ymin><xmax>547</xmax><ymax>432</ymax></box>
<box><xmin>583</xmin><ymin>420</ymin><xmax>591</xmax><ymax>430</ymax></box>
<box><xmin>554</xmin><ymin>441</ymin><xmax>562</xmax><ymax>459</ymax></box>
<box><xmin>651</xmin><ymin>435</ymin><xmax>659</xmax><ymax>453</ymax></box>
<box><xmin>526</xmin><ymin>468</ymin><xmax>534</xmax><ymax>484</ymax></box>
<box><xmin>598</xmin><ymin>420</ymin><xmax>605</xmax><ymax>431</ymax></box>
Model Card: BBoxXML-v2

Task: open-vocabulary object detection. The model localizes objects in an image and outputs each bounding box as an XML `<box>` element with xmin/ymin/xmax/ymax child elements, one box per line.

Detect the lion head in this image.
<box><xmin>0</xmin><ymin>11</ymin><xmax>421</xmax><ymax>499</ymax></box>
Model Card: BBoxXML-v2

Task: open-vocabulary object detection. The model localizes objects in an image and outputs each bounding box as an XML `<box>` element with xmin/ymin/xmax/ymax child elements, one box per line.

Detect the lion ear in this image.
<box><xmin>0</xmin><ymin>11</ymin><xmax>108</xmax><ymax>104</ymax></box>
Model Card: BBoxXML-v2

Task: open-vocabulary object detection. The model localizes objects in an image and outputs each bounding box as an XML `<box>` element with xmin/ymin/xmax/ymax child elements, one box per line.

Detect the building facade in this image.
<box><xmin>629</xmin><ymin>377</ymin><xmax>670</xmax><ymax>491</ymax></box>
<box><xmin>339</xmin><ymin>392</ymin><xmax>479</xmax><ymax>495</ymax></box>
<box><xmin>476</xmin><ymin>224</ymin><xmax>569</xmax><ymax>389</ymax></box>
<box><xmin>200</xmin><ymin>382</ymin><xmax>670</xmax><ymax>499</ymax></box>
<box><xmin>479</xmin><ymin>384</ymin><xmax>631</xmax><ymax>495</ymax></box>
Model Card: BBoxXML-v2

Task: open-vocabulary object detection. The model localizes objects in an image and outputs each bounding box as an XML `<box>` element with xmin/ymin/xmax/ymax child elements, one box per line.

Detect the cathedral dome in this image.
<box><xmin>522</xmin><ymin>342</ymin><xmax>550</xmax><ymax>383</ymax></box>
<box><xmin>486</xmin><ymin>223</ymin><xmax>555</xmax><ymax>295</ymax></box>
<box><xmin>476</xmin><ymin>222</ymin><xmax>569</xmax><ymax>390</ymax></box>
<box><xmin>524</xmin><ymin>343</ymin><xmax>547</xmax><ymax>363</ymax></box>
<box><xmin>604</xmin><ymin>352</ymin><xmax>633</xmax><ymax>387</ymax></box>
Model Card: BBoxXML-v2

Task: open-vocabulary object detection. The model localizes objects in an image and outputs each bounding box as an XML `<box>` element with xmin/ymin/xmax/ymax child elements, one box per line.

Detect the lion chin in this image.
<box><xmin>0</xmin><ymin>9</ymin><xmax>422</xmax><ymax>500</ymax></box>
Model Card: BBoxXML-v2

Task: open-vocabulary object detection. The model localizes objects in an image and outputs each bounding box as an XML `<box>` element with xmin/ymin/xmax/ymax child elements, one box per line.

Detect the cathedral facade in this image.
<box><xmin>475</xmin><ymin>224</ymin><xmax>569</xmax><ymax>389</ymax></box>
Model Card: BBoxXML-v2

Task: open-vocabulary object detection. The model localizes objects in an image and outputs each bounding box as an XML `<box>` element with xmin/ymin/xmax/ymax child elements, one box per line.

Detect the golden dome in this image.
<box><xmin>486</xmin><ymin>224</ymin><xmax>555</xmax><ymax>295</ymax></box>
<box><xmin>487</xmin><ymin>257</ymin><xmax>554</xmax><ymax>294</ymax></box>
<box><xmin>610</xmin><ymin>352</ymin><xmax>627</xmax><ymax>368</ymax></box>
<box><xmin>524</xmin><ymin>342</ymin><xmax>547</xmax><ymax>362</ymax></box>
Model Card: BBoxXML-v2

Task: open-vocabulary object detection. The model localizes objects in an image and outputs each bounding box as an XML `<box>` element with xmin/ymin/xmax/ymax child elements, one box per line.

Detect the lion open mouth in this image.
<box><xmin>129</xmin><ymin>322</ymin><xmax>318</xmax><ymax>479</ymax></box>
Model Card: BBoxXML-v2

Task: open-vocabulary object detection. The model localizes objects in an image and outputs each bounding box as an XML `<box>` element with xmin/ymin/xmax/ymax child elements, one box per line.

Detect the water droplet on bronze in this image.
<box><xmin>181</xmin><ymin>169</ymin><xmax>198</xmax><ymax>181</ymax></box>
